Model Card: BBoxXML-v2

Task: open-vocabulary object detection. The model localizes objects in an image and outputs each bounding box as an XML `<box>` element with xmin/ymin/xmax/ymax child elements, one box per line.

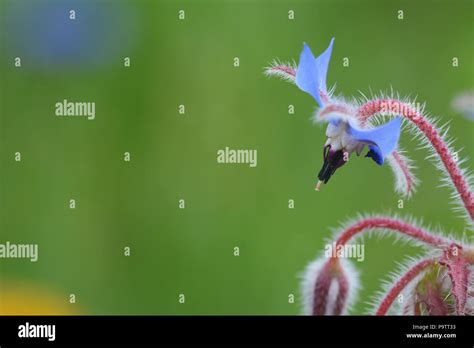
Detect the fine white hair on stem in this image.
<box><xmin>263</xmin><ymin>59</ymin><xmax>297</xmax><ymax>83</ymax></box>
<box><xmin>313</xmin><ymin>99</ymin><xmax>358</xmax><ymax>125</ymax></box>
<box><xmin>326</xmin><ymin>212</ymin><xmax>452</xmax><ymax>251</ymax></box>
<box><xmin>365</xmin><ymin>255</ymin><xmax>440</xmax><ymax>315</ymax></box>
<box><xmin>355</xmin><ymin>91</ymin><xmax>474</xmax><ymax>225</ymax></box>
<box><xmin>299</xmin><ymin>257</ymin><xmax>360</xmax><ymax>315</ymax></box>
<box><xmin>386</xmin><ymin>149</ymin><xmax>418</xmax><ymax>198</ymax></box>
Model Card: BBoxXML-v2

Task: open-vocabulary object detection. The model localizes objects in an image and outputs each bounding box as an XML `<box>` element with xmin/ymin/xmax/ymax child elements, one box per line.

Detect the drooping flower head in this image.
<box><xmin>265</xmin><ymin>38</ymin><xmax>402</xmax><ymax>190</ymax></box>
<box><xmin>294</xmin><ymin>39</ymin><xmax>402</xmax><ymax>189</ymax></box>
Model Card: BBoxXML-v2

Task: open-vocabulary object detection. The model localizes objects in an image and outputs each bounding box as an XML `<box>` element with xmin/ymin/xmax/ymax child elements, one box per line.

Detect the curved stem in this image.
<box><xmin>376</xmin><ymin>258</ymin><xmax>436</xmax><ymax>315</ymax></box>
<box><xmin>390</xmin><ymin>151</ymin><xmax>414</xmax><ymax>196</ymax></box>
<box><xmin>357</xmin><ymin>99</ymin><xmax>474</xmax><ymax>221</ymax></box>
<box><xmin>335</xmin><ymin>217</ymin><xmax>448</xmax><ymax>248</ymax></box>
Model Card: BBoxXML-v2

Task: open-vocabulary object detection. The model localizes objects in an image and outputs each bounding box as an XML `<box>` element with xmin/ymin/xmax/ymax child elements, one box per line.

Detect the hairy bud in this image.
<box><xmin>301</xmin><ymin>257</ymin><xmax>359</xmax><ymax>315</ymax></box>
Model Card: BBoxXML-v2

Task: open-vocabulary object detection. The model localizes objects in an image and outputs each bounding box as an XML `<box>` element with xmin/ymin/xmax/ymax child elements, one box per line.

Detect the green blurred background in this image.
<box><xmin>0</xmin><ymin>0</ymin><xmax>473</xmax><ymax>315</ymax></box>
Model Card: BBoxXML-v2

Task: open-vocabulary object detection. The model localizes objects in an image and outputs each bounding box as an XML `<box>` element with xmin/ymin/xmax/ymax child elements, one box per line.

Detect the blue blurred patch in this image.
<box><xmin>5</xmin><ymin>0</ymin><xmax>138</xmax><ymax>69</ymax></box>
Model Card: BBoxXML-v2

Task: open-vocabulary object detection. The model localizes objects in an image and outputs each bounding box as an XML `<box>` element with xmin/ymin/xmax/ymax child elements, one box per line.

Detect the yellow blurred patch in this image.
<box><xmin>0</xmin><ymin>281</ymin><xmax>79</xmax><ymax>315</ymax></box>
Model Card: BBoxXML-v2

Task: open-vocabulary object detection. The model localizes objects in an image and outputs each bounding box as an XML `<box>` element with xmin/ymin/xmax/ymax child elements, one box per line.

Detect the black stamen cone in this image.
<box><xmin>318</xmin><ymin>149</ymin><xmax>345</xmax><ymax>184</ymax></box>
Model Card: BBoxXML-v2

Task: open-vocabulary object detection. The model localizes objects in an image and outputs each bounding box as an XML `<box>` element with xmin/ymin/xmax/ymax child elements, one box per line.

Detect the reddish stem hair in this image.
<box><xmin>335</xmin><ymin>217</ymin><xmax>447</xmax><ymax>248</ymax></box>
<box><xmin>357</xmin><ymin>99</ymin><xmax>474</xmax><ymax>221</ymax></box>
<box><xmin>391</xmin><ymin>151</ymin><xmax>414</xmax><ymax>195</ymax></box>
<box><xmin>376</xmin><ymin>258</ymin><xmax>436</xmax><ymax>315</ymax></box>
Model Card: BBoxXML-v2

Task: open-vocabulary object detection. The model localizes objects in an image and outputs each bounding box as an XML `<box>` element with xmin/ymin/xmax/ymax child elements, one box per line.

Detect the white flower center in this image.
<box><xmin>325</xmin><ymin>121</ymin><xmax>364</xmax><ymax>155</ymax></box>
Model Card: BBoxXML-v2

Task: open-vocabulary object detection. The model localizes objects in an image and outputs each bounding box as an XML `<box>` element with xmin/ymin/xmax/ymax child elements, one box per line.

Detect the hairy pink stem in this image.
<box><xmin>376</xmin><ymin>258</ymin><xmax>436</xmax><ymax>315</ymax></box>
<box><xmin>440</xmin><ymin>244</ymin><xmax>470</xmax><ymax>315</ymax></box>
<box><xmin>318</xmin><ymin>103</ymin><xmax>352</xmax><ymax>118</ymax></box>
<box><xmin>357</xmin><ymin>99</ymin><xmax>474</xmax><ymax>221</ymax></box>
<box><xmin>391</xmin><ymin>151</ymin><xmax>413</xmax><ymax>195</ymax></box>
<box><xmin>335</xmin><ymin>217</ymin><xmax>447</xmax><ymax>248</ymax></box>
<box><xmin>269</xmin><ymin>65</ymin><xmax>296</xmax><ymax>77</ymax></box>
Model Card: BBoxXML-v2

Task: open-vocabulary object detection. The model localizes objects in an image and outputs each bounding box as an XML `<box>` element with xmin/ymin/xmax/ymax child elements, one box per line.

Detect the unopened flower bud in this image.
<box><xmin>301</xmin><ymin>257</ymin><xmax>359</xmax><ymax>315</ymax></box>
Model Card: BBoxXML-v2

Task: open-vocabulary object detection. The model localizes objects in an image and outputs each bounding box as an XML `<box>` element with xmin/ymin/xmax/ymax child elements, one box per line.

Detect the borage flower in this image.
<box><xmin>265</xmin><ymin>37</ymin><xmax>474</xmax><ymax>316</ymax></box>
<box><xmin>317</xmin><ymin>116</ymin><xmax>401</xmax><ymax>189</ymax></box>
<box><xmin>266</xmin><ymin>38</ymin><xmax>402</xmax><ymax>191</ymax></box>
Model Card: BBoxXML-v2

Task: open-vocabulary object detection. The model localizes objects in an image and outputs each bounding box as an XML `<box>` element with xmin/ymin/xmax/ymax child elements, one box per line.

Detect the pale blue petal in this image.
<box><xmin>347</xmin><ymin>117</ymin><xmax>401</xmax><ymax>165</ymax></box>
<box><xmin>295</xmin><ymin>38</ymin><xmax>335</xmax><ymax>107</ymax></box>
